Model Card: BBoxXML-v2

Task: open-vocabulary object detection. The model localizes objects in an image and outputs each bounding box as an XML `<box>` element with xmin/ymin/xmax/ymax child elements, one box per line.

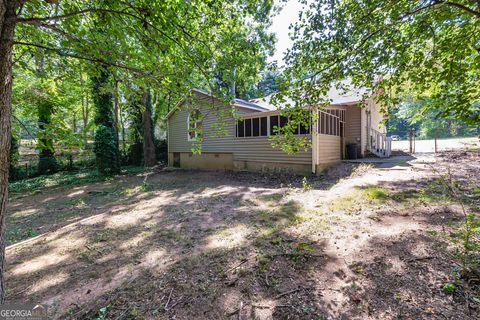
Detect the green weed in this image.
<box><xmin>95</xmin><ymin>304</ymin><xmax>112</xmax><ymax>320</ymax></box>
<box><xmin>364</xmin><ymin>187</ymin><xmax>389</xmax><ymax>201</ymax></box>
<box><xmin>302</xmin><ymin>177</ymin><xmax>312</xmax><ymax>192</ymax></box>
<box><xmin>442</xmin><ymin>283</ymin><xmax>456</xmax><ymax>295</ymax></box>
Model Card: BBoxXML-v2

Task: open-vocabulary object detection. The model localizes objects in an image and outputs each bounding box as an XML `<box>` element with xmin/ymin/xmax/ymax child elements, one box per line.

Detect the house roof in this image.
<box><xmin>233</xmin><ymin>98</ymin><xmax>269</xmax><ymax>112</ymax></box>
<box><xmin>250</xmin><ymin>80</ymin><xmax>369</xmax><ymax>110</ymax></box>
<box><xmin>166</xmin><ymin>81</ymin><xmax>370</xmax><ymax>119</ymax></box>
<box><xmin>165</xmin><ymin>88</ymin><xmax>268</xmax><ymax>119</ymax></box>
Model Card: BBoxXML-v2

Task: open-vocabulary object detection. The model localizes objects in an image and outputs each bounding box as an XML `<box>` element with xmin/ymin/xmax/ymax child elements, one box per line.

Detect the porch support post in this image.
<box><xmin>311</xmin><ymin>106</ymin><xmax>318</xmax><ymax>174</ymax></box>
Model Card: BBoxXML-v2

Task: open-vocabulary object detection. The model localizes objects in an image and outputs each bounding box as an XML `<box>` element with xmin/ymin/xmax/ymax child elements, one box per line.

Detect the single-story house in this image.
<box><xmin>166</xmin><ymin>85</ymin><xmax>390</xmax><ymax>175</ymax></box>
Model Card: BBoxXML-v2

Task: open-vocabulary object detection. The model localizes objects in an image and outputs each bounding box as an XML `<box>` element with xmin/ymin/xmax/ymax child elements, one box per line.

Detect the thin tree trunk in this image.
<box><xmin>113</xmin><ymin>80</ymin><xmax>120</xmax><ymax>147</ymax></box>
<box><xmin>72</xmin><ymin>111</ymin><xmax>77</xmax><ymax>133</ymax></box>
<box><xmin>80</xmin><ymin>70</ymin><xmax>88</xmax><ymax>144</ymax></box>
<box><xmin>142</xmin><ymin>89</ymin><xmax>156</xmax><ymax>167</ymax></box>
<box><xmin>119</xmin><ymin>102</ymin><xmax>126</xmax><ymax>152</ymax></box>
<box><xmin>0</xmin><ymin>0</ymin><xmax>20</xmax><ymax>303</ymax></box>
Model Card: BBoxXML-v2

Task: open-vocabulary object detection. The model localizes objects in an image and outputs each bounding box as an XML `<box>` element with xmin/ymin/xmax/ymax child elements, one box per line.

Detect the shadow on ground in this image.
<box><xmin>5</xmin><ymin>152</ymin><xmax>480</xmax><ymax>319</ymax></box>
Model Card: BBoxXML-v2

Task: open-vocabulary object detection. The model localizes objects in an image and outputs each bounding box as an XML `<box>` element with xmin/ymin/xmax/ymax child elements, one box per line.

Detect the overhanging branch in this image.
<box><xmin>444</xmin><ymin>1</ymin><xmax>480</xmax><ymax>18</ymax></box>
<box><xmin>13</xmin><ymin>41</ymin><xmax>150</xmax><ymax>75</ymax></box>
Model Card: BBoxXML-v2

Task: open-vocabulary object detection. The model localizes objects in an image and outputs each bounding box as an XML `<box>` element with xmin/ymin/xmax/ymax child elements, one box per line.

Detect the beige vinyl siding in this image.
<box><xmin>168</xmin><ymin>92</ymin><xmax>311</xmax><ymax>165</ymax></box>
<box><xmin>369</xmin><ymin>100</ymin><xmax>386</xmax><ymax>133</ymax></box>
<box><xmin>359</xmin><ymin>99</ymin><xmax>386</xmax><ymax>156</ymax></box>
<box><xmin>344</xmin><ymin>105</ymin><xmax>361</xmax><ymax>146</ymax></box>
<box><xmin>232</xmin><ymin>137</ymin><xmax>311</xmax><ymax>164</ymax></box>
<box><xmin>317</xmin><ymin>135</ymin><xmax>341</xmax><ymax>163</ymax></box>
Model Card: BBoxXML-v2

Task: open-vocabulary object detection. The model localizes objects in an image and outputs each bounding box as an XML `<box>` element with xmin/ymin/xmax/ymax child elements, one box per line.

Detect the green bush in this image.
<box><xmin>94</xmin><ymin>126</ymin><xmax>120</xmax><ymax>176</ymax></box>
<box><xmin>125</xmin><ymin>141</ymin><xmax>143</xmax><ymax>166</ymax></box>
<box><xmin>38</xmin><ymin>155</ymin><xmax>58</xmax><ymax>175</ymax></box>
<box><xmin>155</xmin><ymin>139</ymin><xmax>168</xmax><ymax>164</ymax></box>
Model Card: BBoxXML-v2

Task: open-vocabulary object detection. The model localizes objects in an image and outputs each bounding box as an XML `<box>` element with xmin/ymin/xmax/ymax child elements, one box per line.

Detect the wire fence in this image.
<box><xmin>10</xmin><ymin>138</ymin><xmax>169</xmax><ymax>182</ymax></box>
<box><xmin>11</xmin><ymin>152</ymin><xmax>96</xmax><ymax>181</ymax></box>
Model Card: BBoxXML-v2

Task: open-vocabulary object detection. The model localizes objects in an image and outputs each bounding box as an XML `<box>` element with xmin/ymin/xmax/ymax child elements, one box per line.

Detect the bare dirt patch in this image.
<box><xmin>6</xmin><ymin>151</ymin><xmax>480</xmax><ymax>319</ymax></box>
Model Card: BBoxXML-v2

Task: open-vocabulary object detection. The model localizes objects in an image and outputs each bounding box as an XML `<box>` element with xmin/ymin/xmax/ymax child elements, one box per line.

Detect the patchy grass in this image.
<box><xmin>327</xmin><ymin>187</ymin><xmax>391</xmax><ymax>215</ymax></box>
<box><xmin>328</xmin><ymin>195</ymin><xmax>360</xmax><ymax>215</ymax></box>
<box><xmin>8</xmin><ymin>166</ymin><xmax>146</xmax><ymax>195</ymax></box>
<box><xmin>7</xmin><ymin>227</ymin><xmax>38</xmax><ymax>244</ymax></box>
<box><xmin>363</xmin><ymin>186</ymin><xmax>390</xmax><ymax>201</ymax></box>
<box><xmin>390</xmin><ymin>180</ymin><xmax>453</xmax><ymax>206</ymax></box>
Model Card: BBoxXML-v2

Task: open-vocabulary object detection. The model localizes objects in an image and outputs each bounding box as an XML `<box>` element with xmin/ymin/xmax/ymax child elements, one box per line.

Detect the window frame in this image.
<box><xmin>187</xmin><ymin>109</ymin><xmax>203</xmax><ymax>141</ymax></box>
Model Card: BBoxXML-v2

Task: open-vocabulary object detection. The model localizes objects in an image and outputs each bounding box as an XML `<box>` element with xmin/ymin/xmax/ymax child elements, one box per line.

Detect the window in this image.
<box><xmin>236</xmin><ymin>116</ymin><xmax>269</xmax><ymax>137</ymax></box>
<box><xmin>236</xmin><ymin>114</ymin><xmax>313</xmax><ymax>138</ymax></box>
<box><xmin>270</xmin><ymin>115</ymin><xmax>279</xmax><ymax>135</ymax></box>
<box><xmin>294</xmin><ymin>124</ymin><xmax>300</xmax><ymax>134</ymax></box>
<box><xmin>245</xmin><ymin>118</ymin><xmax>252</xmax><ymax>137</ymax></box>
<box><xmin>188</xmin><ymin>109</ymin><xmax>203</xmax><ymax>141</ymax></box>
<box><xmin>252</xmin><ymin>118</ymin><xmax>260</xmax><ymax>136</ymax></box>
<box><xmin>260</xmin><ymin>117</ymin><xmax>268</xmax><ymax>136</ymax></box>
<box><xmin>237</xmin><ymin>120</ymin><xmax>245</xmax><ymax>137</ymax></box>
<box><xmin>300</xmin><ymin>123</ymin><xmax>310</xmax><ymax>134</ymax></box>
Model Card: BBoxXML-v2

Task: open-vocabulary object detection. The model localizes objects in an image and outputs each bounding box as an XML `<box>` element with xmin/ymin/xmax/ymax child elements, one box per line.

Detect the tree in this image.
<box><xmin>0</xmin><ymin>1</ymin><xmax>21</xmax><ymax>301</ymax></box>
<box><xmin>92</xmin><ymin>68</ymin><xmax>120</xmax><ymax>175</ymax></box>
<box><xmin>389</xmin><ymin>96</ymin><xmax>480</xmax><ymax>139</ymax></box>
<box><xmin>0</xmin><ymin>0</ymin><xmax>274</xmax><ymax>301</ymax></box>
<box><xmin>282</xmin><ymin>0</ymin><xmax>480</xmax><ymax>125</ymax></box>
<box><xmin>141</xmin><ymin>89</ymin><xmax>156</xmax><ymax>167</ymax></box>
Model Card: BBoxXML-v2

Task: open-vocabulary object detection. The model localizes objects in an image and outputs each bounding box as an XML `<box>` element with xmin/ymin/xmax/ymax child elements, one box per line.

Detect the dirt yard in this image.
<box><xmin>6</xmin><ymin>150</ymin><xmax>480</xmax><ymax>319</ymax></box>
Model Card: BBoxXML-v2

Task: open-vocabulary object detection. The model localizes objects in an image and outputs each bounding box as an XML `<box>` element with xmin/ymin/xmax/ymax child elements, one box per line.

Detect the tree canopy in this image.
<box><xmin>282</xmin><ymin>0</ymin><xmax>480</xmax><ymax>125</ymax></box>
<box><xmin>0</xmin><ymin>0</ymin><xmax>277</xmax><ymax>301</ymax></box>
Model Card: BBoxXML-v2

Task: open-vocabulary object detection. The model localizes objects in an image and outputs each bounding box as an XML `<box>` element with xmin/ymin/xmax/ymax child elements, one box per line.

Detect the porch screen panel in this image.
<box><xmin>245</xmin><ymin>119</ymin><xmax>252</xmax><ymax>137</ymax></box>
<box><xmin>252</xmin><ymin>118</ymin><xmax>260</xmax><ymax>136</ymax></box>
<box><xmin>260</xmin><ymin>117</ymin><xmax>267</xmax><ymax>136</ymax></box>
<box><xmin>237</xmin><ymin>120</ymin><xmax>245</xmax><ymax>137</ymax></box>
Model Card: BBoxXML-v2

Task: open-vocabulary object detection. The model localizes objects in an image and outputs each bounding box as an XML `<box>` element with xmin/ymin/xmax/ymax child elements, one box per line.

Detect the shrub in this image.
<box><xmin>94</xmin><ymin>126</ymin><xmax>120</xmax><ymax>176</ymax></box>
<box><xmin>155</xmin><ymin>139</ymin><xmax>168</xmax><ymax>164</ymax></box>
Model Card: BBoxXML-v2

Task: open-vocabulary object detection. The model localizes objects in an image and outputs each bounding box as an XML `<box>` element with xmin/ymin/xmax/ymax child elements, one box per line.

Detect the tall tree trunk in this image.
<box><xmin>142</xmin><ymin>89</ymin><xmax>156</xmax><ymax>167</ymax></box>
<box><xmin>0</xmin><ymin>0</ymin><xmax>19</xmax><ymax>303</ymax></box>
<box><xmin>119</xmin><ymin>102</ymin><xmax>126</xmax><ymax>152</ymax></box>
<box><xmin>92</xmin><ymin>68</ymin><xmax>120</xmax><ymax>175</ymax></box>
<box><xmin>82</xmin><ymin>90</ymin><xmax>89</xmax><ymax>145</ymax></box>
<box><xmin>80</xmin><ymin>70</ymin><xmax>89</xmax><ymax>145</ymax></box>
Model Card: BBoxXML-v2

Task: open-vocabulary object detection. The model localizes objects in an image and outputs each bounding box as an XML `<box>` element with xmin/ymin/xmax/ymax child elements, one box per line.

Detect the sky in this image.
<box><xmin>269</xmin><ymin>0</ymin><xmax>304</xmax><ymax>66</ymax></box>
